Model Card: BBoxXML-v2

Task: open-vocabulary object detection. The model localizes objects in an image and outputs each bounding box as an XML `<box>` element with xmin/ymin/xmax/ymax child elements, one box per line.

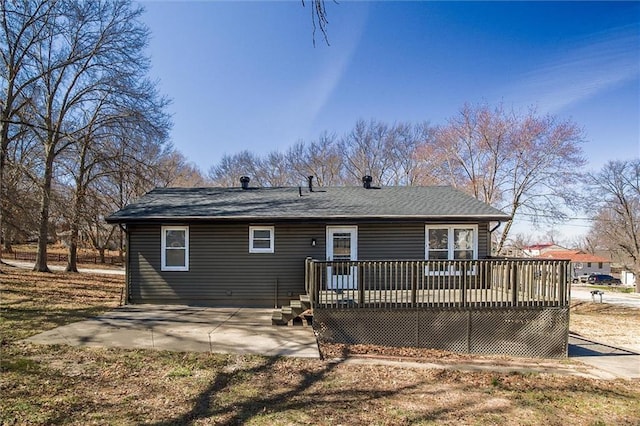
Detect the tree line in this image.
<box><xmin>209</xmin><ymin>104</ymin><xmax>586</xmax><ymax>254</ymax></box>
<box><xmin>0</xmin><ymin>0</ymin><xmax>206</xmax><ymax>272</ymax></box>
<box><xmin>2</xmin><ymin>1</ymin><xmax>637</xmax><ymax>284</ymax></box>
<box><xmin>208</xmin><ymin>109</ymin><xmax>639</xmax><ymax>282</ymax></box>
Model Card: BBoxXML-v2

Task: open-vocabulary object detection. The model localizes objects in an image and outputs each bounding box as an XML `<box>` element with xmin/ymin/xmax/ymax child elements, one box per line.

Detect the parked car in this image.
<box><xmin>587</xmin><ymin>274</ymin><xmax>622</xmax><ymax>285</ymax></box>
<box><xmin>572</xmin><ymin>273</ymin><xmax>593</xmax><ymax>283</ymax></box>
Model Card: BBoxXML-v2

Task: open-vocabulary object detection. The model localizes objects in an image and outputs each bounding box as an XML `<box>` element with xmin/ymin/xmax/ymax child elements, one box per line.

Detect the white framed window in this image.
<box><xmin>161</xmin><ymin>226</ymin><xmax>189</xmax><ymax>271</ymax></box>
<box><xmin>425</xmin><ymin>225</ymin><xmax>477</xmax><ymax>275</ymax></box>
<box><xmin>249</xmin><ymin>226</ymin><xmax>274</xmax><ymax>253</ymax></box>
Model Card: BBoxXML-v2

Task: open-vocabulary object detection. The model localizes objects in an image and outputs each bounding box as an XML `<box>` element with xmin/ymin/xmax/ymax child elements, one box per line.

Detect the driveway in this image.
<box><xmin>2</xmin><ymin>259</ymin><xmax>125</xmax><ymax>275</ymax></box>
<box><xmin>571</xmin><ymin>284</ymin><xmax>640</xmax><ymax>308</ymax></box>
<box><xmin>25</xmin><ymin>305</ymin><xmax>320</xmax><ymax>358</ymax></box>
<box><xmin>568</xmin><ymin>335</ymin><xmax>640</xmax><ymax>379</ymax></box>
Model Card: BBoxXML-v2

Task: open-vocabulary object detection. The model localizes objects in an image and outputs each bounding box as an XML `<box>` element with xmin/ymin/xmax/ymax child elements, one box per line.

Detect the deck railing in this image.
<box><xmin>305</xmin><ymin>258</ymin><xmax>570</xmax><ymax>309</ymax></box>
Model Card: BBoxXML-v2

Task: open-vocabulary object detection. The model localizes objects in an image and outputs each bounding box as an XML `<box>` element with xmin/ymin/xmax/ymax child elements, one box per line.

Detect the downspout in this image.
<box><xmin>489</xmin><ymin>222</ymin><xmax>502</xmax><ymax>234</ymax></box>
<box><xmin>118</xmin><ymin>224</ymin><xmax>129</xmax><ymax>306</ymax></box>
<box><xmin>489</xmin><ymin>222</ymin><xmax>502</xmax><ymax>258</ymax></box>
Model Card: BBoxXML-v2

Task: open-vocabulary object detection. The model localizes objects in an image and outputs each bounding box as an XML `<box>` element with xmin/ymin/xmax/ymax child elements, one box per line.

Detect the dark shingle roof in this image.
<box><xmin>105</xmin><ymin>186</ymin><xmax>510</xmax><ymax>223</ymax></box>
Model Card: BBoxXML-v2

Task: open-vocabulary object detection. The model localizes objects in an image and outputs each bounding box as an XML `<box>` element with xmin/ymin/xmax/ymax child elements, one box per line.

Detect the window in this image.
<box><xmin>249</xmin><ymin>226</ymin><xmax>274</xmax><ymax>253</ymax></box>
<box><xmin>587</xmin><ymin>262</ymin><xmax>592</xmax><ymax>268</ymax></box>
<box><xmin>598</xmin><ymin>262</ymin><xmax>603</xmax><ymax>269</ymax></box>
<box><xmin>161</xmin><ymin>226</ymin><xmax>189</xmax><ymax>271</ymax></box>
<box><xmin>425</xmin><ymin>225</ymin><xmax>477</xmax><ymax>275</ymax></box>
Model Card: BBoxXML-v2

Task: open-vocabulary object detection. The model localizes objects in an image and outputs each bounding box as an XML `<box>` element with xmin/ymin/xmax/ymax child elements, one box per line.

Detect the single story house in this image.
<box><xmin>106</xmin><ymin>177</ymin><xmax>511</xmax><ymax>308</ymax></box>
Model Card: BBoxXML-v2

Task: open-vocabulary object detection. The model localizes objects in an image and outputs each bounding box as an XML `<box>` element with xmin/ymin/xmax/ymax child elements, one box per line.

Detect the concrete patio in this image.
<box><xmin>25</xmin><ymin>305</ymin><xmax>320</xmax><ymax>359</ymax></box>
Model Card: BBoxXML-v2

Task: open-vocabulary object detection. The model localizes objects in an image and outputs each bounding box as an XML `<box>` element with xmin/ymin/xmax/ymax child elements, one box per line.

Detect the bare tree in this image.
<box><xmin>257</xmin><ymin>151</ymin><xmax>296</xmax><ymax>187</ymax></box>
<box><xmin>302</xmin><ymin>0</ymin><xmax>331</xmax><ymax>46</ymax></box>
<box><xmin>0</xmin><ymin>0</ymin><xmax>59</xmax><ymax>262</ymax></box>
<box><xmin>208</xmin><ymin>151</ymin><xmax>262</xmax><ymax>187</ymax></box>
<box><xmin>385</xmin><ymin>122</ymin><xmax>433</xmax><ymax>186</ymax></box>
<box><xmin>286</xmin><ymin>133</ymin><xmax>342</xmax><ymax>187</ymax></box>
<box><xmin>1</xmin><ymin>129</ymin><xmax>41</xmax><ymax>250</ymax></box>
<box><xmin>422</xmin><ymin>103</ymin><xmax>585</xmax><ymax>253</ymax></box>
<box><xmin>154</xmin><ymin>150</ymin><xmax>209</xmax><ymax>188</ymax></box>
<box><xmin>498</xmin><ymin>109</ymin><xmax>585</xmax><ymax>252</ymax></box>
<box><xmin>339</xmin><ymin>119</ymin><xmax>396</xmax><ymax>186</ymax></box>
<box><xmin>585</xmin><ymin>159</ymin><xmax>640</xmax><ymax>291</ymax></box>
<box><xmin>425</xmin><ymin>104</ymin><xmax>511</xmax><ymax>203</ymax></box>
<box><xmin>19</xmin><ymin>0</ymin><xmax>162</xmax><ymax>272</ymax></box>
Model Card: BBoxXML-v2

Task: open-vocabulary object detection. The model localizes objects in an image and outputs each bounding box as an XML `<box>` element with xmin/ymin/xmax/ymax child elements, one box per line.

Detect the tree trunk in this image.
<box><xmin>99</xmin><ymin>247</ymin><xmax>105</xmax><ymax>264</ymax></box>
<box><xmin>0</xmin><ymin>115</ymin><xmax>7</xmax><ymax>267</ymax></box>
<box><xmin>65</xmin><ymin>231</ymin><xmax>79</xmax><ymax>272</ymax></box>
<box><xmin>3</xmin><ymin>228</ymin><xmax>12</xmax><ymax>253</ymax></box>
<box><xmin>496</xmin><ymin>219</ymin><xmax>514</xmax><ymax>256</ymax></box>
<box><xmin>34</xmin><ymin>145</ymin><xmax>55</xmax><ymax>273</ymax></box>
<box><xmin>66</xmin><ymin>186</ymin><xmax>83</xmax><ymax>272</ymax></box>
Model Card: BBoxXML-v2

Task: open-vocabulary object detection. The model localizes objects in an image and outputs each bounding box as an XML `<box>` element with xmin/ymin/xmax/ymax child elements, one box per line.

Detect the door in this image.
<box><xmin>326</xmin><ymin>226</ymin><xmax>358</xmax><ymax>290</ymax></box>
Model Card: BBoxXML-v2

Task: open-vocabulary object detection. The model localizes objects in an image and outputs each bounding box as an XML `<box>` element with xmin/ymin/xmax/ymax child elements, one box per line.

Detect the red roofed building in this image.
<box><xmin>537</xmin><ymin>250</ymin><xmax>611</xmax><ymax>278</ymax></box>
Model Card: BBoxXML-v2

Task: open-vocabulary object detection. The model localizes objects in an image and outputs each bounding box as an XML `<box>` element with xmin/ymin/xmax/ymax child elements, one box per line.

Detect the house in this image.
<box><xmin>107</xmin><ymin>177</ymin><xmax>573</xmax><ymax>358</ymax></box>
<box><xmin>106</xmin><ymin>177</ymin><xmax>511</xmax><ymax>308</ymax></box>
<box><xmin>536</xmin><ymin>250</ymin><xmax>611</xmax><ymax>278</ymax></box>
<box><xmin>520</xmin><ymin>243</ymin><xmax>566</xmax><ymax>258</ymax></box>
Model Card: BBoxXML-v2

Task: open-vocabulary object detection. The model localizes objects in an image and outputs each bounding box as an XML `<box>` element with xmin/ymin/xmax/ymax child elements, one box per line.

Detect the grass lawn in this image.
<box><xmin>1</xmin><ymin>265</ymin><xmax>639</xmax><ymax>425</ymax></box>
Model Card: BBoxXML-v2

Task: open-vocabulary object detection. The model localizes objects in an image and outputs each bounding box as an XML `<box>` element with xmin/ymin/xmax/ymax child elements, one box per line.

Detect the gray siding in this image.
<box><xmin>128</xmin><ymin>222</ymin><xmax>325</xmax><ymax>307</ymax></box>
<box><xmin>359</xmin><ymin>221</ymin><xmax>491</xmax><ymax>260</ymax></box>
<box><xmin>127</xmin><ymin>220</ymin><xmax>495</xmax><ymax>307</ymax></box>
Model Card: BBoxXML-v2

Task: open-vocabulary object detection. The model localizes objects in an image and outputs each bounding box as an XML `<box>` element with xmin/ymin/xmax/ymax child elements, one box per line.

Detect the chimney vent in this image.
<box><xmin>362</xmin><ymin>175</ymin><xmax>373</xmax><ymax>189</ymax></box>
<box><xmin>307</xmin><ymin>175</ymin><xmax>314</xmax><ymax>192</ymax></box>
<box><xmin>240</xmin><ymin>176</ymin><xmax>250</xmax><ymax>190</ymax></box>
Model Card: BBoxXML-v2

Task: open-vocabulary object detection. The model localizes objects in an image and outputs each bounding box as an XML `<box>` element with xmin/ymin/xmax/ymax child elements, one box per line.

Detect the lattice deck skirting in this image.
<box><xmin>313</xmin><ymin>307</ymin><xmax>569</xmax><ymax>358</ymax></box>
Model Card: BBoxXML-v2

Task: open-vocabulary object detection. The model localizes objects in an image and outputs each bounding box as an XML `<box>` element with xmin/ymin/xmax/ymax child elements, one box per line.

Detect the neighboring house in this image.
<box><xmin>106</xmin><ymin>178</ymin><xmax>510</xmax><ymax>308</ymax></box>
<box><xmin>536</xmin><ymin>250</ymin><xmax>611</xmax><ymax>278</ymax></box>
<box><xmin>521</xmin><ymin>243</ymin><xmax>566</xmax><ymax>258</ymax></box>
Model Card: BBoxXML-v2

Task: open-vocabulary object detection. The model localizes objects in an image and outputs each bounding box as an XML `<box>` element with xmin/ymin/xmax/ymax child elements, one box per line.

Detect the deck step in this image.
<box><xmin>271</xmin><ymin>310</ymin><xmax>288</xmax><ymax>326</ymax></box>
<box><xmin>271</xmin><ymin>293</ymin><xmax>314</xmax><ymax>326</ymax></box>
<box><xmin>298</xmin><ymin>295</ymin><xmax>312</xmax><ymax>310</ymax></box>
<box><xmin>299</xmin><ymin>294</ymin><xmax>311</xmax><ymax>304</ymax></box>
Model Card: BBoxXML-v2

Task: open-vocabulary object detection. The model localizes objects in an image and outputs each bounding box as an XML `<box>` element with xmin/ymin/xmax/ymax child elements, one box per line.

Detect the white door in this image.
<box><xmin>326</xmin><ymin>226</ymin><xmax>358</xmax><ymax>290</ymax></box>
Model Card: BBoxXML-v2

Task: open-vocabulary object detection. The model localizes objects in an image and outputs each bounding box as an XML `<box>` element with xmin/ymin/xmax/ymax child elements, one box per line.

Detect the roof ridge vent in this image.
<box><xmin>240</xmin><ymin>176</ymin><xmax>250</xmax><ymax>190</ymax></box>
<box><xmin>362</xmin><ymin>175</ymin><xmax>373</xmax><ymax>189</ymax></box>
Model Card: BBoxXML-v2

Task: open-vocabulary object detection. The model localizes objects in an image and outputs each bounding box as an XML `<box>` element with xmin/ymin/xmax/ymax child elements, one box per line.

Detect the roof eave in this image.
<box><xmin>106</xmin><ymin>214</ymin><xmax>511</xmax><ymax>224</ymax></box>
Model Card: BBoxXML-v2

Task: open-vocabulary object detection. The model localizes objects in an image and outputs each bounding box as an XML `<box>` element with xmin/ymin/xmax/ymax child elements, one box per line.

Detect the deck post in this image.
<box><xmin>559</xmin><ymin>261</ymin><xmax>567</xmax><ymax>306</ymax></box>
<box><xmin>358</xmin><ymin>262</ymin><xmax>365</xmax><ymax>305</ymax></box>
<box><xmin>305</xmin><ymin>257</ymin><xmax>316</xmax><ymax>308</ymax></box>
<box><xmin>460</xmin><ymin>261</ymin><xmax>467</xmax><ymax>307</ymax></box>
<box><xmin>411</xmin><ymin>262</ymin><xmax>417</xmax><ymax>307</ymax></box>
<box><xmin>511</xmin><ymin>263</ymin><xmax>519</xmax><ymax>306</ymax></box>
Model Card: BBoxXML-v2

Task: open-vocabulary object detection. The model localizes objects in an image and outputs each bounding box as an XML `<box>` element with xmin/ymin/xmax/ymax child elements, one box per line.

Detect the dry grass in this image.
<box><xmin>570</xmin><ymin>301</ymin><xmax>640</xmax><ymax>352</ymax></box>
<box><xmin>1</xmin><ymin>265</ymin><xmax>639</xmax><ymax>425</ymax></box>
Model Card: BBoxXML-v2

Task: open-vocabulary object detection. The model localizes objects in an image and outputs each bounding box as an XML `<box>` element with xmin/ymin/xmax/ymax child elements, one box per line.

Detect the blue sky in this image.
<box><xmin>139</xmin><ymin>1</ymin><xmax>639</xmax><ymax>239</ymax></box>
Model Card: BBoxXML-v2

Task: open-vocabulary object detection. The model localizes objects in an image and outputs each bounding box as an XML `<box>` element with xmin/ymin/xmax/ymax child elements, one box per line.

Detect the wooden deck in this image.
<box><xmin>306</xmin><ymin>258</ymin><xmax>570</xmax><ymax>309</ymax></box>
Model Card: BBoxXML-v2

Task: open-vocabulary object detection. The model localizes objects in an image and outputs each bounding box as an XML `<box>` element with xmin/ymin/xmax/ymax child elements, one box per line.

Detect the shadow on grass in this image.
<box><xmin>0</xmin><ymin>306</ymin><xmax>116</xmax><ymax>342</ymax></box>
<box><xmin>148</xmin><ymin>355</ymin><xmax>423</xmax><ymax>425</ymax></box>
